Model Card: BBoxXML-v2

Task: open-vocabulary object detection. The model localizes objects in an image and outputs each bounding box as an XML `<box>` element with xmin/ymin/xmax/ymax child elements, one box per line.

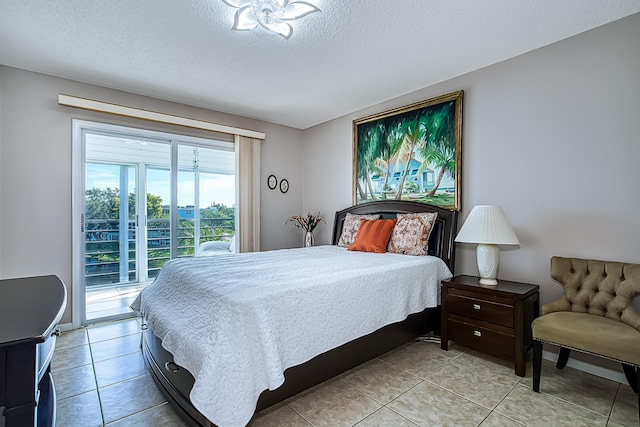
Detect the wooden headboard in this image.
<box><xmin>332</xmin><ymin>200</ymin><xmax>458</xmax><ymax>274</ymax></box>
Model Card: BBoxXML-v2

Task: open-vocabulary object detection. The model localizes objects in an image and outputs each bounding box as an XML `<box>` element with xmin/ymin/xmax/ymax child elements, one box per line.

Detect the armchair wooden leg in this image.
<box><xmin>622</xmin><ymin>364</ymin><xmax>638</xmax><ymax>394</ymax></box>
<box><xmin>623</xmin><ymin>364</ymin><xmax>640</xmax><ymax>423</ymax></box>
<box><xmin>533</xmin><ymin>340</ymin><xmax>542</xmax><ymax>392</ymax></box>
<box><xmin>556</xmin><ymin>347</ymin><xmax>571</xmax><ymax>369</ymax></box>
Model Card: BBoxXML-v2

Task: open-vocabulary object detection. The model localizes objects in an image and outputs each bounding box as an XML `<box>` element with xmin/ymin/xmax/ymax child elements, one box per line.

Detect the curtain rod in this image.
<box><xmin>58</xmin><ymin>94</ymin><xmax>266</xmax><ymax>140</ymax></box>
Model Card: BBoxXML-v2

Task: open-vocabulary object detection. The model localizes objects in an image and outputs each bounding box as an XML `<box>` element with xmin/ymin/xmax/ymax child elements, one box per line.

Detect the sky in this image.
<box><xmin>86</xmin><ymin>163</ymin><xmax>235</xmax><ymax>208</ymax></box>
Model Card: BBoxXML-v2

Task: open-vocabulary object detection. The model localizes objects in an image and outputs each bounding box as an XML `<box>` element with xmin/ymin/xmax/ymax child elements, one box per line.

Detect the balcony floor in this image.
<box><xmin>86</xmin><ymin>282</ymin><xmax>151</xmax><ymax>323</ymax></box>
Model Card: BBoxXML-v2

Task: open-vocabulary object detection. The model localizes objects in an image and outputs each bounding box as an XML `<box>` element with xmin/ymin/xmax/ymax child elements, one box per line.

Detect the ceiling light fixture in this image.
<box><xmin>221</xmin><ymin>0</ymin><xmax>320</xmax><ymax>39</ymax></box>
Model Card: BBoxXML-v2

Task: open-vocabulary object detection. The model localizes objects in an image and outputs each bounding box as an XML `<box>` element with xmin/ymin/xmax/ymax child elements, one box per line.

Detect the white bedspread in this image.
<box><xmin>131</xmin><ymin>245</ymin><xmax>452</xmax><ymax>427</ymax></box>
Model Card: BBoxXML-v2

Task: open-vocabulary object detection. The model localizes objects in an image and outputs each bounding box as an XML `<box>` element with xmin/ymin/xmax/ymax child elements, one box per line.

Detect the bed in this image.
<box><xmin>132</xmin><ymin>200</ymin><xmax>457</xmax><ymax>427</ymax></box>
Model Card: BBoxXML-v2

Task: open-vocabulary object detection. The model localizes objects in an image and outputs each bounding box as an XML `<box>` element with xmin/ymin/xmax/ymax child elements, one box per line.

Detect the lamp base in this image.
<box><xmin>479</xmin><ymin>277</ymin><xmax>498</xmax><ymax>286</ymax></box>
<box><xmin>476</xmin><ymin>243</ymin><xmax>500</xmax><ymax>286</ymax></box>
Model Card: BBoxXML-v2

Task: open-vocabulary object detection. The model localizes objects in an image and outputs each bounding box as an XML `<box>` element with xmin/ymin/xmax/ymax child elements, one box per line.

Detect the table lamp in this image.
<box><xmin>455</xmin><ymin>205</ymin><xmax>519</xmax><ymax>285</ymax></box>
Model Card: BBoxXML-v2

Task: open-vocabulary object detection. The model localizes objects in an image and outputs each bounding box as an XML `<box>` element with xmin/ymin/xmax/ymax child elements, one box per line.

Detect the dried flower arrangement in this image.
<box><xmin>286</xmin><ymin>212</ymin><xmax>324</xmax><ymax>232</ymax></box>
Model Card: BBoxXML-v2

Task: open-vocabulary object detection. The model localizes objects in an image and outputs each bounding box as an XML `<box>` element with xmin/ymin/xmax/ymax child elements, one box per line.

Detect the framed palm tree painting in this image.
<box><xmin>353</xmin><ymin>90</ymin><xmax>463</xmax><ymax>211</ymax></box>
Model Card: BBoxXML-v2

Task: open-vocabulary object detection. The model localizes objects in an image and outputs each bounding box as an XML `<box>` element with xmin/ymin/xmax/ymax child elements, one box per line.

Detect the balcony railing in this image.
<box><xmin>85</xmin><ymin>217</ymin><xmax>234</xmax><ymax>287</ymax></box>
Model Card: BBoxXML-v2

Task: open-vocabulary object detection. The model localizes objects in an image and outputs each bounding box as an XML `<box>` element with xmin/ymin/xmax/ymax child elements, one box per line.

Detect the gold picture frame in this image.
<box><xmin>353</xmin><ymin>90</ymin><xmax>463</xmax><ymax>211</ymax></box>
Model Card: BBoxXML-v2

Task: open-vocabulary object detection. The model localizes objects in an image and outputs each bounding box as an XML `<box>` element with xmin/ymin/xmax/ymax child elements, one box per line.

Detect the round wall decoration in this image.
<box><xmin>279</xmin><ymin>178</ymin><xmax>289</xmax><ymax>193</ymax></box>
<box><xmin>267</xmin><ymin>174</ymin><xmax>277</xmax><ymax>190</ymax></box>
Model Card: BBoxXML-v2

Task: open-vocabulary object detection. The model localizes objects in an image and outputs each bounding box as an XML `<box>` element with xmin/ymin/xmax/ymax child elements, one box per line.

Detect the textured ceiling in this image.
<box><xmin>1</xmin><ymin>1</ymin><xmax>639</xmax><ymax>129</ymax></box>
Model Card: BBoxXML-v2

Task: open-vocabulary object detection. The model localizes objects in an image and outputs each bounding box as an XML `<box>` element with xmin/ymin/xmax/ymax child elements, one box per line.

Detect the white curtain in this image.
<box><xmin>235</xmin><ymin>135</ymin><xmax>261</xmax><ymax>252</ymax></box>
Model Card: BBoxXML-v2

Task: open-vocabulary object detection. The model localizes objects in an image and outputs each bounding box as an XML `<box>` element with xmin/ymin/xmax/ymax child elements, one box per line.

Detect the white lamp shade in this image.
<box><xmin>455</xmin><ymin>205</ymin><xmax>519</xmax><ymax>245</ymax></box>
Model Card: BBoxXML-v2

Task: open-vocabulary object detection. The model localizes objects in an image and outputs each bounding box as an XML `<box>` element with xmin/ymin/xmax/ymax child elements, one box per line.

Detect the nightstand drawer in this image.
<box><xmin>448</xmin><ymin>318</ymin><xmax>514</xmax><ymax>359</ymax></box>
<box><xmin>446</xmin><ymin>293</ymin><xmax>514</xmax><ymax>328</ymax></box>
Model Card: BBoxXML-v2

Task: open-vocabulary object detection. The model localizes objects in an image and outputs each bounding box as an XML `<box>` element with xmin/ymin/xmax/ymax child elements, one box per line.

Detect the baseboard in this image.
<box><xmin>58</xmin><ymin>322</ymin><xmax>74</xmax><ymax>332</ymax></box>
<box><xmin>542</xmin><ymin>350</ymin><xmax>627</xmax><ymax>384</ymax></box>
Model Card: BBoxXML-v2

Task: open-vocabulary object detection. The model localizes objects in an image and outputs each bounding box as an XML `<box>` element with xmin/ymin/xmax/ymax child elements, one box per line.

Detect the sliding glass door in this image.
<box><xmin>176</xmin><ymin>144</ymin><xmax>236</xmax><ymax>257</ymax></box>
<box><xmin>83</xmin><ymin>133</ymin><xmax>171</xmax><ymax>321</ymax></box>
<box><xmin>74</xmin><ymin>121</ymin><xmax>235</xmax><ymax>325</ymax></box>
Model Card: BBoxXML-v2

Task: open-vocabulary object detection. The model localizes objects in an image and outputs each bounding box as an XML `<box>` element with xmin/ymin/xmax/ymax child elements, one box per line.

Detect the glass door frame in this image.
<box><xmin>72</xmin><ymin>120</ymin><xmax>234</xmax><ymax>327</ymax></box>
<box><xmin>74</xmin><ymin>123</ymin><xmax>170</xmax><ymax>326</ymax></box>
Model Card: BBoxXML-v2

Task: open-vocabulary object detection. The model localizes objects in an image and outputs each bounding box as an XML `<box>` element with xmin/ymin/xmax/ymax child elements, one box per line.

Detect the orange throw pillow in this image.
<box><xmin>348</xmin><ymin>218</ymin><xmax>397</xmax><ymax>253</ymax></box>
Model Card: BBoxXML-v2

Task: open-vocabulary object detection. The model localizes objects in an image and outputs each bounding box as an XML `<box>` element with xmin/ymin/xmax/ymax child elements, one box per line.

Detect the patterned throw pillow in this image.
<box><xmin>337</xmin><ymin>212</ymin><xmax>380</xmax><ymax>247</ymax></box>
<box><xmin>348</xmin><ymin>219</ymin><xmax>397</xmax><ymax>254</ymax></box>
<box><xmin>387</xmin><ymin>212</ymin><xmax>438</xmax><ymax>256</ymax></box>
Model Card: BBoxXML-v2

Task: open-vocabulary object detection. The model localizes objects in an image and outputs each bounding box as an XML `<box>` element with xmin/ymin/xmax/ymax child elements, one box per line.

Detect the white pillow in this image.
<box><xmin>229</xmin><ymin>235</ymin><xmax>236</xmax><ymax>253</ymax></box>
<box><xmin>196</xmin><ymin>241</ymin><xmax>231</xmax><ymax>256</ymax></box>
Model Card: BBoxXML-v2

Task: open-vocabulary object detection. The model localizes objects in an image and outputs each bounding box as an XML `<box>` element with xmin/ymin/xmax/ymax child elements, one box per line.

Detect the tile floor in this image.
<box><xmin>53</xmin><ymin>319</ymin><xmax>638</xmax><ymax>426</ymax></box>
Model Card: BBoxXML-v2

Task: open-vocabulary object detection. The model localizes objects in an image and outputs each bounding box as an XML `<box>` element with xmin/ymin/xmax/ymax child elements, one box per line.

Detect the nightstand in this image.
<box><xmin>441</xmin><ymin>275</ymin><xmax>540</xmax><ymax>377</ymax></box>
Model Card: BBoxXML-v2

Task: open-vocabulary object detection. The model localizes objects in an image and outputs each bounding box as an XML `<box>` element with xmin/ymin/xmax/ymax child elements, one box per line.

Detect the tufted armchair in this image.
<box><xmin>531</xmin><ymin>256</ymin><xmax>640</xmax><ymax>420</ymax></box>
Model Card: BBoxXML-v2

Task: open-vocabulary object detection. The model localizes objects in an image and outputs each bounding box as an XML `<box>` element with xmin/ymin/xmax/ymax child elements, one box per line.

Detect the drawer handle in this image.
<box><xmin>473</xmin><ymin>330</ymin><xmax>482</xmax><ymax>337</ymax></box>
<box><xmin>164</xmin><ymin>361</ymin><xmax>180</xmax><ymax>373</ymax></box>
<box><xmin>473</xmin><ymin>304</ymin><xmax>481</xmax><ymax>310</ymax></box>
<box><xmin>51</xmin><ymin>328</ymin><xmax>61</xmax><ymax>337</ymax></box>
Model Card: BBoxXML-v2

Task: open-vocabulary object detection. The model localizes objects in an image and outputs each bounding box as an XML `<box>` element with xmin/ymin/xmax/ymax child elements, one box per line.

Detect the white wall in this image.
<box><xmin>0</xmin><ymin>66</ymin><xmax>3</xmax><ymax>277</ymax></box>
<box><xmin>303</xmin><ymin>13</ymin><xmax>640</xmax><ymax>311</ymax></box>
<box><xmin>0</xmin><ymin>67</ymin><xmax>304</xmax><ymax>323</ymax></box>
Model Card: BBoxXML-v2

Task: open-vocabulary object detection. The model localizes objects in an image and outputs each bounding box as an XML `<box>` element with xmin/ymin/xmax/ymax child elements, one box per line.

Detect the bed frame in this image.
<box><xmin>141</xmin><ymin>200</ymin><xmax>457</xmax><ymax>426</ymax></box>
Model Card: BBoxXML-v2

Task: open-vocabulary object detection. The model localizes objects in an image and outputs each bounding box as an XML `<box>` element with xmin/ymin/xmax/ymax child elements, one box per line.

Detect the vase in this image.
<box><xmin>304</xmin><ymin>231</ymin><xmax>314</xmax><ymax>247</ymax></box>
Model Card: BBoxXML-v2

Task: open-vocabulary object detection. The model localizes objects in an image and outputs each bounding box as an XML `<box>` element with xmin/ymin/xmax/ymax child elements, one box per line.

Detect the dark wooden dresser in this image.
<box><xmin>440</xmin><ymin>275</ymin><xmax>539</xmax><ymax>376</ymax></box>
<box><xmin>0</xmin><ymin>275</ymin><xmax>67</xmax><ymax>427</ymax></box>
